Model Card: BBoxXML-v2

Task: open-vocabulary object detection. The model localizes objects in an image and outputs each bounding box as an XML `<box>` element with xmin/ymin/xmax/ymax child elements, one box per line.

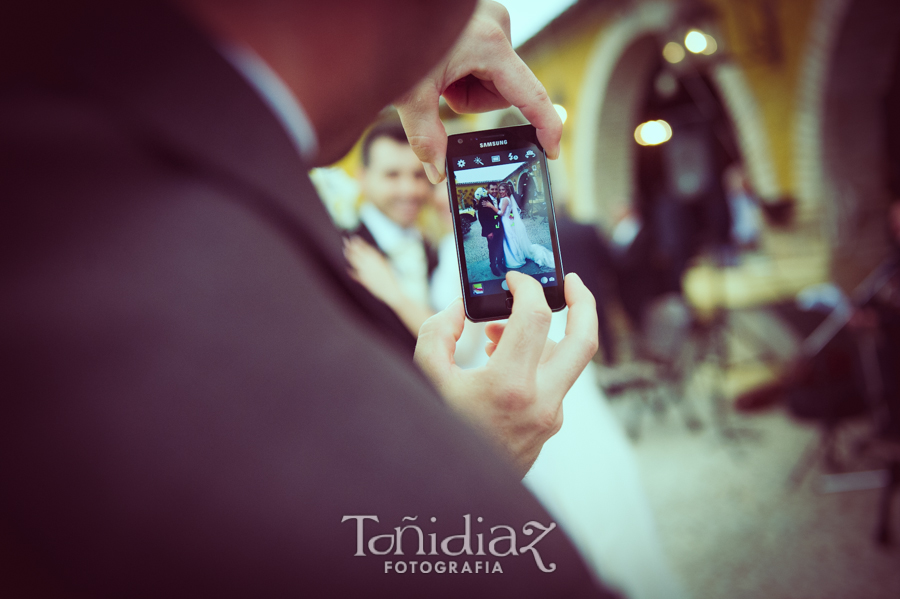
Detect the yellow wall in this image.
<box><xmin>708</xmin><ymin>0</ymin><xmax>819</xmax><ymax>197</ymax></box>
<box><xmin>516</xmin><ymin>0</ymin><xmax>820</xmax><ymax>200</ymax></box>
<box><xmin>517</xmin><ymin>9</ymin><xmax>614</xmax><ymax>198</ymax></box>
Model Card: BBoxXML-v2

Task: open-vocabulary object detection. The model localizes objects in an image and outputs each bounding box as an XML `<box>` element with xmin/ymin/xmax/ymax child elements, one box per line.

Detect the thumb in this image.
<box><xmin>396</xmin><ymin>81</ymin><xmax>448</xmax><ymax>184</ymax></box>
<box><xmin>414</xmin><ymin>298</ymin><xmax>465</xmax><ymax>387</ymax></box>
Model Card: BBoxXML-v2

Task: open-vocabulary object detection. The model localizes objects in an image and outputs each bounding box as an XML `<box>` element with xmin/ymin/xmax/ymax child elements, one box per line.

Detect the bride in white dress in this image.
<box><xmin>497</xmin><ymin>181</ymin><xmax>555</xmax><ymax>270</ymax></box>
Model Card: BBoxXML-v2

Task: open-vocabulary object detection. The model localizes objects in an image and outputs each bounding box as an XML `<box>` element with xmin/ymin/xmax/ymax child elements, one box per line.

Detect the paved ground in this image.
<box><xmin>621</xmin><ymin>405</ymin><xmax>900</xmax><ymax>599</ymax></box>
<box><xmin>596</xmin><ymin>308</ymin><xmax>900</xmax><ymax>599</ymax></box>
<box><xmin>463</xmin><ymin>202</ymin><xmax>555</xmax><ymax>281</ymax></box>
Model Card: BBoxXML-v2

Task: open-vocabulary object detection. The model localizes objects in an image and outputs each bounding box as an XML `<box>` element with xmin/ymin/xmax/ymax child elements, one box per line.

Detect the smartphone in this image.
<box><xmin>445</xmin><ymin>124</ymin><xmax>565</xmax><ymax>322</ymax></box>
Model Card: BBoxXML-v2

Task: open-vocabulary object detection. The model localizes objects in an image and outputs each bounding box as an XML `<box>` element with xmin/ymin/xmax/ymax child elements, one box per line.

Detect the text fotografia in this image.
<box><xmin>341</xmin><ymin>514</ymin><xmax>558</xmax><ymax>574</ymax></box>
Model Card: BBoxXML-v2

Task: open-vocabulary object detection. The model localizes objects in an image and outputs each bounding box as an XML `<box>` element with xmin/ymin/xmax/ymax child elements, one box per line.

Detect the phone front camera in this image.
<box><xmin>458</xmin><ymin>139</ymin><xmax>463</xmax><ymax>144</ymax></box>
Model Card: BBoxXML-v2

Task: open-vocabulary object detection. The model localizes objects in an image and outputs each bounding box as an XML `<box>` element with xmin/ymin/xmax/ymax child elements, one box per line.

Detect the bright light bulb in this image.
<box><xmin>553</xmin><ymin>104</ymin><xmax>568</xmax><ymax>124</ymax></box>
<box><xmin>685</xmin><ymin>30</ymin><xmax>708</xmax><ymax>54</ymax></box>
<box><xmin>663</xmin><ymin>42</ymin><xmax>685</xmax><ymax>64</ymax></box>
<box><xmin>701</xmin><ymin>33</ymin><xmax>718</xmax><ymax>55</ymax></box>
<box><xmin>634</xmin><ymin>120</ymin><xmax>673</xmax><ymax>146</ymax></box>
<box><xmin>634</xmin><ymin>124</ymin><xmax>647</xmax><ymax>146</ymax></box>
<box><xmin>641</xmin><ymin>121</ymin><xmax>666</xmax><ymax>144</ymax></box>
<box><xmin>658</xmin><ymin>119</ymin><xmax>673</xmax><ymax>139</ymax></box>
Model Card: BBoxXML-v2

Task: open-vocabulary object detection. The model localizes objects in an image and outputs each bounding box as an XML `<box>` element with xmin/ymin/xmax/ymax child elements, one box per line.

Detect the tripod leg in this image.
<box><xmin>788</xmin><ymin>429</ymin><xmax>831</xmax><ymax>489</ymax></box>
<box><xmin>668</xmin><ymin>367</ymin><xmax>704</xmax><ymax>433</ymax></box>
<box><xmin>875</xmin><ymin>460</ymin><xmax>898</xmax><ymax>546</ymax></box>
<box><xmin>626</xmin><ymin>389</ymin><xmax>648</xmax><ymax>441</ymax></box>
<box><xmin>679</xmin><ymin>397</ymin><xmax>704</xmax><ymax>433</ymax></box>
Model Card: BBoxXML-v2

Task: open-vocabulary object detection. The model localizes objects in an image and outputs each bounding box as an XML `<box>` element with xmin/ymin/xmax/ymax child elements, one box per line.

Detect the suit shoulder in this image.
<box><xmin>1</xmin><ymin>85</ymin><xmax>137</xmax><ymax>163</ymax></box>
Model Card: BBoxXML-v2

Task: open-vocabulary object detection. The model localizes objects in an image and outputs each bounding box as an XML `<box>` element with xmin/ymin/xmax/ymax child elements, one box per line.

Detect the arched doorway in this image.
<box><xmin>795</xmin><ymin>0</ymin><xmax>900</xmax><ymax>288</ymax></box>
<box><xmin>571</xmin><ymin>3</ymin><xmax>777</xmax><ymax>230</ymax></box>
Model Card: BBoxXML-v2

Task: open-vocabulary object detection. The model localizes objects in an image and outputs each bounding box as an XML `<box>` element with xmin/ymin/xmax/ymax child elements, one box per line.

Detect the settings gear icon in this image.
<box><xmin>457</xmin><ymin>159</ymin><xmax>465</xmax><ymax>168</ymax></box>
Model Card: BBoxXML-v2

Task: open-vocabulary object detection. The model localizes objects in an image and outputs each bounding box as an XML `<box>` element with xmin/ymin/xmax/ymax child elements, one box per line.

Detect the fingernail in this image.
<box><xmin>423</xmin><ymin>162</ymin><xmax>443</xmax><ymax>185</ymax></box>
<box><xmin>547</xmin><ymin>145</ymin><xmax>560</xmax><ymax>160</ymax></box>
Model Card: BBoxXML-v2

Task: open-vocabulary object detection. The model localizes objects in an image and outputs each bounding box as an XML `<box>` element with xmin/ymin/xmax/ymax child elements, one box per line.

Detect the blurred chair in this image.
<box><xmin>785</xmin><ymin>325</ymin><xmax>869</xmax><ymax>485</ymax></box>
<box><xmin>761</xmin><ymin>272</ymin><xmax>900</xmax><ymax>547</ymax></box>
<box><xmin>856</xmin><ymin>325</ymin><xmax>900</xmax><ymax>546</ymax></box>
<box><xmin>597</xmin><ymin>293</ymin><xmax>704</xmax><ymax>440</ymax></box>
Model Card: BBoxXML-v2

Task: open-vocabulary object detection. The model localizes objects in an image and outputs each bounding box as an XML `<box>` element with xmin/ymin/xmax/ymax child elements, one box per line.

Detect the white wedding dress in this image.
<box><xmin>499</xmin><ymin>196</ymin><xmax>555</xmax><ymax>270</ymax></box>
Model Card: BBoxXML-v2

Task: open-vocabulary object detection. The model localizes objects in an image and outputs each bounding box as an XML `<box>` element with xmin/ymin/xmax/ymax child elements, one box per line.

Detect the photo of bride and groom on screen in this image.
<box><xmin>465</xmin><ymin>178</ymin><xmax>555</xmax><ymax>282</ymax></box>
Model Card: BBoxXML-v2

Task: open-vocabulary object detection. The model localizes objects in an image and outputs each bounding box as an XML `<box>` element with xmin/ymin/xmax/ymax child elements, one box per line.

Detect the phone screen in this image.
<box><xmin>445</xmin><ymin>124</ymin><xmax>565</xmax><ymax>321</ymax></box>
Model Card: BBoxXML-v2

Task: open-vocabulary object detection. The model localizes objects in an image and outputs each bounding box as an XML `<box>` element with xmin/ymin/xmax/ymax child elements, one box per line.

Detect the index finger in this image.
<box><xmin>396</xmin><ymin>83</ymin><xmax>447</xmax><ymax>184</ymax></box>
<box><xmin>414</xmin><ymin>299</ymin><xmax>466</xmax><ymax>387</ymax></box>
<box><xmin>488</xmin><ymin>271</ymin><xmax>552</xmax><ymax>377</ymax></box>
<box><xmin>482</xmin><ymin>50</ymin><xmax>562</xmax><ymax>159</ymax></box>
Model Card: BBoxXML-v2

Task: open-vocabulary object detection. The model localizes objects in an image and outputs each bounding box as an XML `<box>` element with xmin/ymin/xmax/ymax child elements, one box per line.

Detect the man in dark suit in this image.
<box><xmin>478</xmin><ymin>183</ymin><xmax>506</xmax><ymax>276</ymax></box>
<box><xmin>1</xmin><ymin>0</ymin><xmax>606</xmax><ymax>596</ymax></box>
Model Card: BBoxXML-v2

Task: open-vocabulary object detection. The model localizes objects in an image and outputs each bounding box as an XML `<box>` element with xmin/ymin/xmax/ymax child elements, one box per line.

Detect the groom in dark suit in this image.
<box><xmin>478</xmin><ymin>182</ymin><xmax>506</xmax><ymax>276</ymax></box>
<box><xmin>1</xmin><ymin>1</ymin><xmax>606</xmax><ymax>597</ymax></box>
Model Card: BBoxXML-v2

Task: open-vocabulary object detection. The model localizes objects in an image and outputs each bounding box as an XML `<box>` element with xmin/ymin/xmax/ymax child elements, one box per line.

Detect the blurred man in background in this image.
<box><xmin>345</xmin><ymin>120</ymin><xmax>439</xmax><ymax>336</ymax></box>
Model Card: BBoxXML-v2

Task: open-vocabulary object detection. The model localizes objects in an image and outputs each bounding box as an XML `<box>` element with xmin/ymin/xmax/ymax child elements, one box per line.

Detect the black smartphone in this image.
<box><xmin>445</xmin><ymin>124</ymin><xmax>565</xmax><ymax>322</ymax></box>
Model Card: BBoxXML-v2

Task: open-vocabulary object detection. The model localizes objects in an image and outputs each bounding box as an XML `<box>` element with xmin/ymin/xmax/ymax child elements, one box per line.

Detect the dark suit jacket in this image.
<box><xmin>556</xmin><ymin>216</ymin><xmax>617</xmax><ymax>364</ymax></box>
<box><xmin>477</xmin><ymin>197</ymin><xmax>502</xmax><ymax>238</ymax></box>
<box><xmin>351</xmin><ymin>221</ymin><xmax>440</xmax><ymax>278</ymax></box>
<box><xmin>340</xmin><ymin>221</ymin><xmax>429</xmax><ymax>357</ymax></box>
<box><xmin>0</xmin><ymin>1</ymin><xmax>610</xmax><ymax>597</ymax></box>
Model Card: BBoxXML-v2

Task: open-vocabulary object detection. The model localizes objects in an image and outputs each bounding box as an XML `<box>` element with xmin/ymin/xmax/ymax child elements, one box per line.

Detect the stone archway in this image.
<box><xmin>570</xmin><ymin>3</ymin><xmax>671</xmax><ymax>227</ymax></box>
<box><xmin>794</xmin><ymin>0</ymin><xmax>900</xmax><ymax>287</ymax></box>
<box><xmin>570</xmin><ymin>2</ymin><xmax>778</xmax><ymax>229</ymax></box>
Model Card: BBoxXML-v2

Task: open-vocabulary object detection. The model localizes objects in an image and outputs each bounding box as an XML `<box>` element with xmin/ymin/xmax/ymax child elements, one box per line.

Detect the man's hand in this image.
<box><xmin>343</xmin><ymin>236</ymin><xmax>403</xmax><ymax>306</ymax></box>
<box><xmin>414</xmin><ymin>272</ymin><xmax>598</xmax><ymax>477</ymax></box>
<box><xmin>395</xmin><ymin>0</ymin><xmax>562</xmax><ymax>184</ymax></box>
<box><xmin>485</xmin><ymin>200</ymin><xmax>500</xmax><ymax>213</ymax></box>
<box><xmin>344</xmin><ymin>236</ymin><xmax>436</xmax><ymax>336</ymax></box>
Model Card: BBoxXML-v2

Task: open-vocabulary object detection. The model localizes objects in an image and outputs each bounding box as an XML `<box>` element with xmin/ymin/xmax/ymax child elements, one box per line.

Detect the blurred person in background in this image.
<box><xmin>723</xmin><ymin>164</ymin><xmax>762</xmax><ymax>252</ymax></box>
<box><xmin>344</xmin><ymin>120</ymin><xmax>438</xmax><ymax>337</ymax></box>
<box><xmin>609</xmin><ymin>206</ymin><xmax>678</xmax><ymax>334</ymax></box>
<box><xmin>0</xmin><ymin>0</ymin><xmax>609</xmax><ymax>596</ymax></box>
<box><xmin>554</xmin><ymin>195</ymin><xmax>618</xmax><ymax>365</ymax></box>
